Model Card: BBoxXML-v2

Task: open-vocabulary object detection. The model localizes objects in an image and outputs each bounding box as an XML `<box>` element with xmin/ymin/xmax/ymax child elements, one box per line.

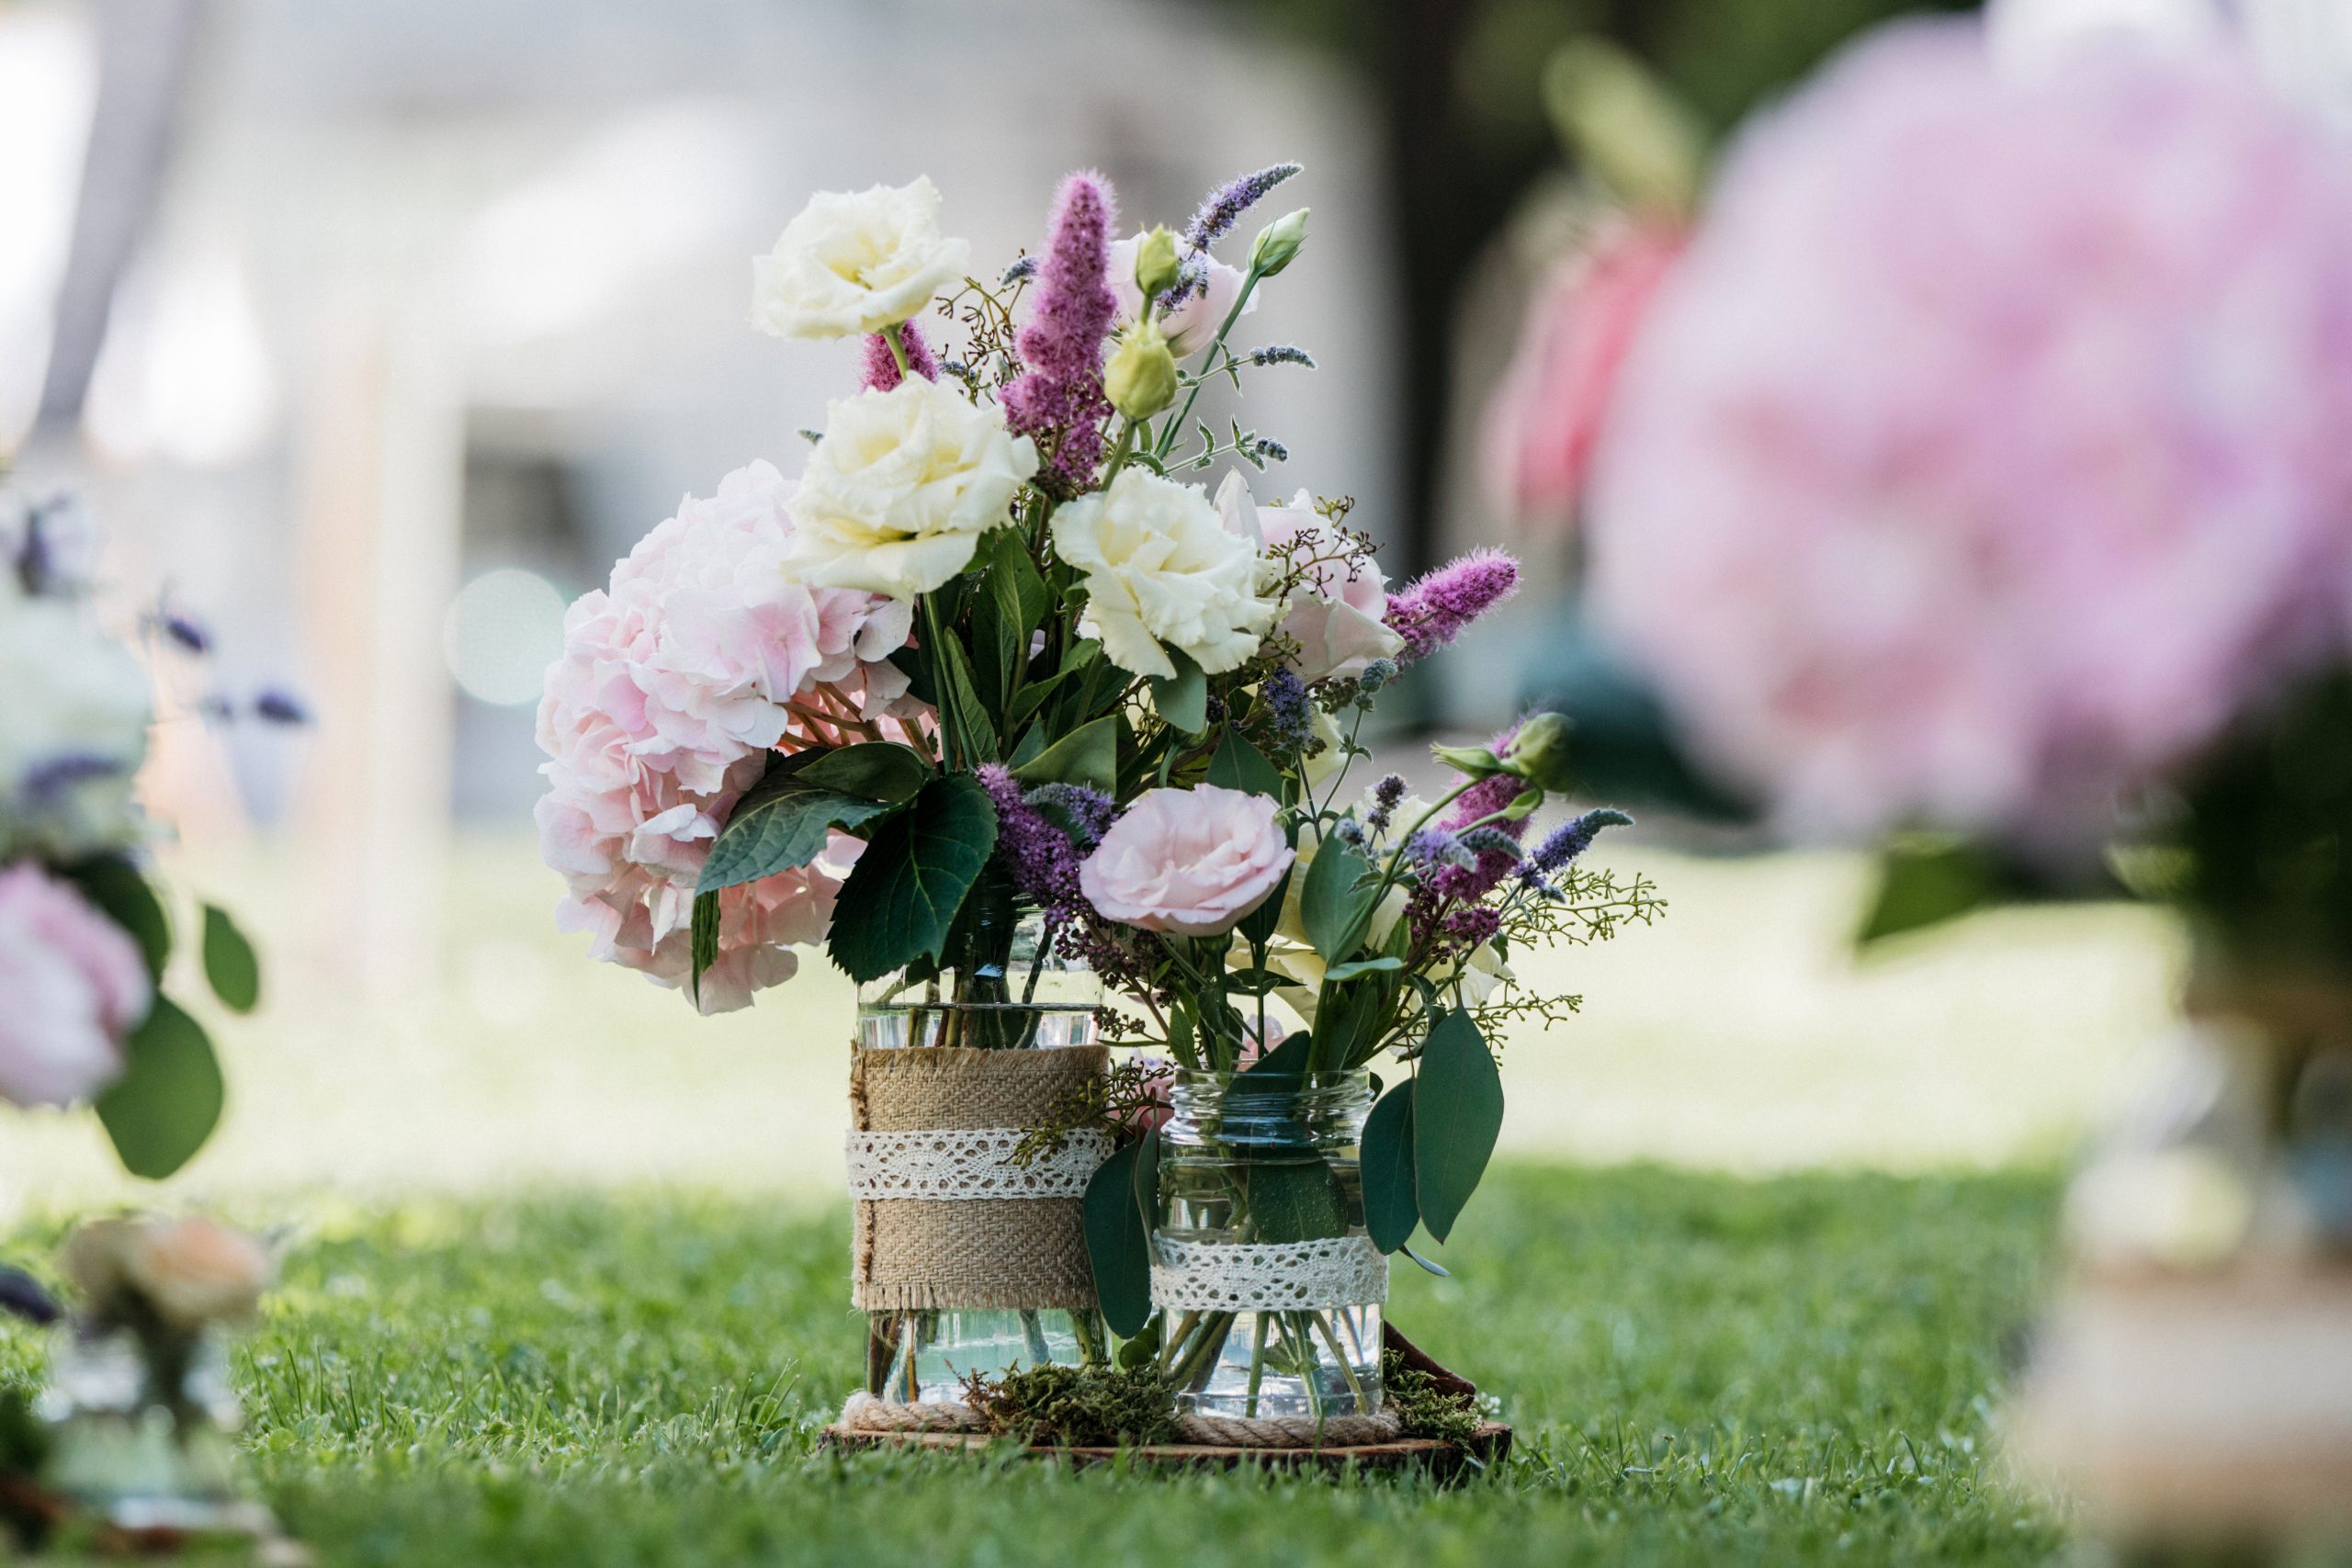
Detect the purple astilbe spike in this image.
<box><xmin>1001</xmin><ymin>171</ymin><xmax>1118</xmax><ymax>494</ymax></box>
<box><xmin>1024</xmin><ymin>781</ymin><xmax>1117</xmax><ymax>850</ymax></box>
<box><xmin>979</xmin><ymin>764</ymin><xmax>1086</xmax><ymax>918</ymax></box>
<box><xmin>1434</xmin><ymin>720</ymin><xmax>1533</xmax><ymax>900</ymax></box>
<box><xmin>859</xmin><ymin>320</ymin><xmax>941</xmax><ymax>392</ymax></box>
<box><xmin>1183</xmin><ymin>162</ymin><xmax>1303</xmax><ymax>252</ymax></box>
<box><xmin>1385</xmin><ymin>549</ymin><xmax>1521</xmax><ymax>665</ymax></box>
<box><xmin>1522</xmin><ymin>807</ymin><xmax>1634</xmax><ymax>885</ymax></box>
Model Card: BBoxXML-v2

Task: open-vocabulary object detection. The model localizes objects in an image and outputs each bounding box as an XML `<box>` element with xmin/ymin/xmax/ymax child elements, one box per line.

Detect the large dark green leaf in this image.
<box><xmin>1361</xmin><ymin>1078</ymin><xmax>1419</xmax><ymax>1253</ymax></box>
<box><xmin>1147</xmin><ymin>649</ymin><xmax>1206</xmax><ymax>735</ymax></box>
<box><xmin>825</xmin><ymin>774</ymin><xmax>999</xmax><ymax>982</ymax></box>
<box><xmin>95</xmin><ymin>996</ymin><xmax>223</xmax><ymax>1180</ymax></box>
<box><xmin>1413</xmin><ymin>1009</ymin><xmax>1503</xmax><ymax>1243</ymax></box>
<box><xmin>697</xmin><ymin>771</ymin><xmax>898</xmax><ymax>895</ymax></box>
<box><xmin>1085</xmin><ymin>1134</ymin><xmax>1155</xmax><ymax>1336</ymax></box>
<box><xmin>797</xmin><ymin>742</ymin><xmax>932</xmax><ymax>804</ymax></box>
<box><xmin>198</xmin><ymin>904</ymin><xmax>260</xmax><ymax>1013</ymax></box>
<box><xmin>1246</xmin><ymin>1155</ymin><xmax>1349</xmax><ymax>1243</ymax></box>
<box><xmin>1299</xmin><ymin>838</ymin><xmax>1381</xmax><ymax>964</ymax></box>
<box><xmin>1206</xmin><ymin>726</ymin><xmax>1283</xmax><ymax>798</ymax></box>
<box><xmin>1013</xmin><ymin>715</ymin><xmax>1119</xmax><ymax>794</ymax></box>
<box><xmin>61</xmin><ymin>856</ymin><xmax>168</xmax><ymax>980</ymax></box>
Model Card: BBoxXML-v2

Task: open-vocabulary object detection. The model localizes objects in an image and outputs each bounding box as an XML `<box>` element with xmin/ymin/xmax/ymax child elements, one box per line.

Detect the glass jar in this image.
<box><xmin>1153</xmin><ymin>1069</ymin><xmax>1385</xmax><ymax>1419</ymax></box>
<box><xmin>37</xmin><ymin>1323</ymin><xmax>245</xmax><ymax>1529</ymax></box>
<box><xmin>855</xmin><ymin>900</ymin><xmax>1109</xmax><ymax>1404</ymax></box>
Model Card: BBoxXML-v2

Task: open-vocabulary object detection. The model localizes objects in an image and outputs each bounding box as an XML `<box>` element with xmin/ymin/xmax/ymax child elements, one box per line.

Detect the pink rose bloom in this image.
<box><xmin>536</xmin><ymin>460</ymin><xmax>915</xmax><ymax>1012</ymax></box>
<box><xmin>1483</xmin><ymin>217</ymin><xmax>1685</xmax><ymax>537</ymax></box>
<box><xmin>1216</xmin><ymin>474</ymin><xmax>1404</xmax><ymax>681</ymax></box>
<box><xmin>1080</xmin><ymin>784</ymin><xmax>1295</xmax><ymax>937</ymax></box>
<box><xmin>1588</xmin><ymin>23</ymin><xmax>2352</xmax><ymax>853</ymax></box>
<box><xmin>0</xmin><ymin>862</ymin><xmax>150</xmax><ymax>1108</ymax></box>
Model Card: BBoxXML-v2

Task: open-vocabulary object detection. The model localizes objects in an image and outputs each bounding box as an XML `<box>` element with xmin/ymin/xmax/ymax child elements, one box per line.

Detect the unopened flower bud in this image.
<box><xmin>1430</xmin><ymin>739</ymin><xmax>1505</xmax><ymax>780</ymax></box>
<box><xmin>1500</xmin><ymin>712</ymin><xmax>1575</xmax><ymax>794</ymax></box>
<box><xmin>1105</xmin><ymin>320</ymin><xmax>1180</xmax><ymax>419</ymax></box>
<box><xmin>1133</xmin><ymin>226</ymin><xmax>1184</xmax><ymax>302</ymax></box>
<box><xmin>1250</xmin><ymin>209</ymin><xmax>1310</xmax><ymax>277</ymax></box>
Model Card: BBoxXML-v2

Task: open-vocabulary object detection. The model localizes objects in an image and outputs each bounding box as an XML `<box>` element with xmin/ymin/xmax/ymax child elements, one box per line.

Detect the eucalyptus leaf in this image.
<box><xmin>1147</xmin><ymin>649</ymin><xmax>1207</xmax><ymax>735</ymax></box>
<box><xmin>1300</xmin><ymin>838</ymin><xmax>1381</xmax><ymax>964</ymax></box>
<box><xmin>1399</xmin><ymin>1244</ymin><xmax>1451</xmax><ymax>1278</ymax></box>
<box><xmin>1206</xmin><ymin>726</ymin><xmax>1283</xmax><ymax>798</ymax></box>
<box><xmin>1013</xmin><ymin>715</ymin><xmax>1119</xmax><ymax>794</ymax></box>
<box><xmin>1245</xmin><ymin>1154</ymin><xmax>1349</xmax><ymax>1244</ymax></box>
<box><xmin>1084</xmin><ymin>1137</ymin><xmax>1155</xmax><ymax>1337</ymax></box>
<box><xmin>1237</xmin><ymin>865</ymin><xmax>1293</xmax><ymax>948</ymax></box>
<box><xmin>1413</xmin><ymin>1009</ymin><xmax>1504</xmax><ymax>1243</ymax></box>
<box><xmin>824</xmin><ymin>774</ymin><xmax>1000</xmax><ymax>983</ymax></box>
<box><xmin>1323</xmin><ymin>955</ymin><xmax>1405</xmax><ymax>983</ymax></box>
<box><xmin>199</xmin><ymin>904</ymin><xmax>260</xmax><ymax>1013</ymax></box>
<box><xmin>95</xmin><ymin>996</ymin><xmax>223</xmax><ymax>1180</ymax></box>
<box><xmin>1361</xmin><ymin>1077</ymin><xmax>1419</xmax><ymax>1254</ymax></box>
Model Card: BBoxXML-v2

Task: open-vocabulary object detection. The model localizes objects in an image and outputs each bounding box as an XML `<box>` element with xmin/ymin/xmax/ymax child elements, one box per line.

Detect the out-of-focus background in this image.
<box><xmin>0</xmin><ymin>0</ymin><xmax>2167</xmax><ymax>1215</ymax></box>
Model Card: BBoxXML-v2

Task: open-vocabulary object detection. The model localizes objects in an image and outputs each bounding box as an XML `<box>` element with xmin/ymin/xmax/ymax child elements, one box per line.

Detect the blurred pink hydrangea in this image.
<box><xmin>0</xmin><ymin>862</ymin><xmax>149</xmax><ymax>1109</ymax></box>
<box><xmin>1588</xmin><ymin>23</ymin><xmax>2352</xmax><ymax>852</ymax></box>
<box><xmin>536</xmin><ymin>460</ymin><xmax>918</xmax><ymax>1011</ymax></box>
<box><xmin>1483</xmin><ymin>217</ymin><xmax>1686</xmax><ymax>536</ymax></box>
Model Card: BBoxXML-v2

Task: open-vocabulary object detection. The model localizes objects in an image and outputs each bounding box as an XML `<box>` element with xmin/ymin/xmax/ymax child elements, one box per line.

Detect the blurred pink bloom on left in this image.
<box><xmin>1589</xmin><ymin>22</ymin><xmax>2352</xmax><ymax>853</ymax></box>
<box><xmin>1483</xmin><ymin>217</ymin><xmax>1686</xmax><ymax>536</ymax></box>
<box><xmin>536</xmin><ymin>459</ymin><xmax>916</xmax><ymax>1011</ymax></box>
<box><xmin>0</xmin><ymin>862</ymin><xmax>149</xmax><ymax>1109</ymax></box>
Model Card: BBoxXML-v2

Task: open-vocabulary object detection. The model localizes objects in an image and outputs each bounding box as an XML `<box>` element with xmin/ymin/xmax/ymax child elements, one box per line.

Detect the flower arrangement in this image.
<box><xmin>538</xmin><ymin>159</ymin><xmax>1662</xmax><ymax>1429</ymax></box>
<box><xmin>0</xmin><ymin>487</ymin><xmax>283</xmax><ymax>1179</ymax></box>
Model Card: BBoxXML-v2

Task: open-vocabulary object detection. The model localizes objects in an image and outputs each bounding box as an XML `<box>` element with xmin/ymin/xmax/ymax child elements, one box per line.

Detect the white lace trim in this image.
<box><xmin>843</xmin><ymin>1128</ymin><xmax>1111</xmax><ymax>1201</ymax></box>
<box><xmin>1149</xmin><ymin>1235</ymin><xmax>1389</xmax><ymax>1312</ymax></box>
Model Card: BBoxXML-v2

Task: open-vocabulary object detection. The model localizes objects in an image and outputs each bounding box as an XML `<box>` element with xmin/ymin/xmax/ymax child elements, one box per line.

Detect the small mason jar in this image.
<box><xmin>854</xmin><ymin>904</ymin><xmax>1109</xmax><ymax>1404</ymax></box>
<box><xmin>1153</xmin><ymin>1068</ymin><xmax>1385</xmax><ymax>1419</ymax></box>
<box><xmin>38</xmin><ymin>1322</ymin><xmax>244</xmax><ymax>1529</ymax></box>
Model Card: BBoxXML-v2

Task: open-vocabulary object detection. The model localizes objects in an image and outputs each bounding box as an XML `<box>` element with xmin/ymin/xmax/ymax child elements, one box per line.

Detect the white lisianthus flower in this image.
<box><xmin>0</xmin><ymin>574</ymin><xmax>151</xmax><ymax>859</ymax></box>
<box><xmin>1107</xmin><ymin>232</ymin><xmax>1257</xmax><ymax>357</ymax></box>
<box><xmin>1050</xmin><ymin>469</ymin><xmax>1278</xmax><ymax>680</ymax></box>
<box><xmin>788</xmin><ymin>377</ymin><xmax>1039</xmax><ymax>599</ymax></box>
<box><xmin>752</xmin><ymin>176</ymin><xmax>971</xmax><ymax>340</ymax></box>
<box><xmin>1216</xmin><ymin>472</ymin><xmax>1404</xmax><ymax>681</ymax></box>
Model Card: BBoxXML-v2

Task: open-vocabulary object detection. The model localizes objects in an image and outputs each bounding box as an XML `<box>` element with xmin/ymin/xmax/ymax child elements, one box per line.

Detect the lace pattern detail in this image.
<box><xmin>844</xmin><ymin>1127</ymin><xmax>1111</xmax><ymax>1201</ymax></box>
<box><xmin>1149</xmin><ymin>1235</ymin><xmax>1389</xmax><ymax>1312</ymax></box>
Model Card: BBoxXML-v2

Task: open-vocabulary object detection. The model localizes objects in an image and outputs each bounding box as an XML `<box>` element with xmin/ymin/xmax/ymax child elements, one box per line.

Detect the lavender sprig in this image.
<box><xmin>1183</xmin><ymin>162</ymin><xmax>1303</xmax><ymax>252</ymax></box>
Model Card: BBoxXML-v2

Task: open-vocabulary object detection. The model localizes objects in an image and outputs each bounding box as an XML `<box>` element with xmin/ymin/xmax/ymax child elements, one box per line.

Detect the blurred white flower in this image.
<box><xmin>0</xmin><ymin>862</ymin><xmax>148</xmax><ymax>1109</ymax></box>
<box><xmin>752</xmin><ymin>176</ymin><xmax>970</xmax><ymax>339</ymax></box>
<box><xmin>788</xmin><ymin>377</ymin><xmax>1037</xmax><ymax>600</ymax></box>
<box><xmin>0</xmin><ymin>573</ymin><xmax>151</xmax><ymax>859</ymax></box>
<box><xmin>1050</xmin><ymin>468</ymin><xmax>1277</xmax><ymax>680</ymax></box>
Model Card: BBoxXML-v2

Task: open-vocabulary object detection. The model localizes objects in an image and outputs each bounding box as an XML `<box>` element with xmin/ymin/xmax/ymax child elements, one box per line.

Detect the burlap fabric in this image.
<box><xmin>850</xmin><ymin>1044</ymin><xmax>1108</xmax><ymax>1311</ymax></box>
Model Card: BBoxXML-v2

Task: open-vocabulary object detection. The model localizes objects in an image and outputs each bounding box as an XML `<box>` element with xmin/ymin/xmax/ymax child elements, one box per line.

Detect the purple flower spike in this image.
<box><xmin>1433</xmin><ymin>720</ymin><xmax>1534</xmax><ymax>900</ymax></box>
<box><xmin>1001</xmin><ymin>171</ymin><xmax>1119</xmax><ymax>493</ymax></box>
<box><xmin>859</xmin><ymin>319</ymin><xmax>941</xmax><ymax>392</ymax></box>
<box><xmin>1385</xmin><ymin>548</ymin><xmax>1521</xmax><ymax>665</ymax></box>
<box><xmin>1183</xmin><ymin>162</ymin><xmax>1303</xmax><ymax>253</ymax></box>
<box><xmin>979</xmin><ymin>764</ymin><xmax>1087</xmax><ymax>920</ymax></box>
<box><xmin>1524</xmin><ymin>807</ymin><xmax>1634</xmax><ymax>881</ymax></box>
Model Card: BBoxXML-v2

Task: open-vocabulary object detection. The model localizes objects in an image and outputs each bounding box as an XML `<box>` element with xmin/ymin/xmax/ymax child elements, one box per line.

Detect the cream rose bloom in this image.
<box><xmin>752</xmin><ymin>176</ymin><xmax>971</xmax><ymax>340</ymax></box>
<box><xmin>788</xmin><ymin>378</ymin><xmax>1039</xmax><ymax>599</ymax></box>
<box><xmin>1050</xmin><ymin>469</ymin><xmax>1278</xmax><ymax>680</ymax></box>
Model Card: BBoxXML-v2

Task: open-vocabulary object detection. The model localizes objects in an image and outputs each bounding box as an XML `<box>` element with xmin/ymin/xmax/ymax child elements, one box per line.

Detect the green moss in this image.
<box><xmin>959</xmin><ymin>1363</ymin><xmax>1179</xmax><ymax>1447</ymax></box>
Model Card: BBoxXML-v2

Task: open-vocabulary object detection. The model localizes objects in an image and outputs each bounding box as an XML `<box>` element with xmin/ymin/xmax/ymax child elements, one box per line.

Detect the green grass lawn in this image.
<box><xmin>6</xmin><ymin>1164</ymin><xmax>2068</xmax><ymax>1567</ymax></box>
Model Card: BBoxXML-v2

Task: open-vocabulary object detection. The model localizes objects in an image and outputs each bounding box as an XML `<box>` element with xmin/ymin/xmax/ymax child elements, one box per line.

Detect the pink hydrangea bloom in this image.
<box><xmin>0</xmin><ymin>862</ymin><xmax>149</xmax><ymax>1108</ymax></box>
<box><xmin>1588</xmin><ymin>23</ymin><xmax>2352</xmax><ymax>852</ymax></box>
<box><xmin>1079</xmin><ymin>784</ymin><xmax>1295</xmax><ymax>937</ymax></box>
<box><xmin>536</xmin><ymin>460</ymin><xmax>916</xmax><ymax>1011</ymax></box>
<box><xmin>1483</xmin><ymin>217</ymin><xmax>1686</xmax><ymax>536</ymax></box>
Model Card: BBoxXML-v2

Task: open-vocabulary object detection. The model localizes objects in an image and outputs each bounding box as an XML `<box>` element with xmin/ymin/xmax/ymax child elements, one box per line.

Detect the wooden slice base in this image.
<box><xmin>820</xmin><ymin>1420</ymin><xmax>1512</xmax><ymax>1483</ymax></box>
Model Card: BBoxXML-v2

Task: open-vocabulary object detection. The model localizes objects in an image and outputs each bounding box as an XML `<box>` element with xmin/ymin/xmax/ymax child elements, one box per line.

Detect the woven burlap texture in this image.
<box><xmin>851</xmin><ymin>1044</ymin><xmax>1108</xmax><ymax>1312</ymax></box>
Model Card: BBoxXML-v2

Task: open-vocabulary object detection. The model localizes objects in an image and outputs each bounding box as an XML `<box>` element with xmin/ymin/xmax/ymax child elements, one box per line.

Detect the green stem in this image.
<box><xmin>884</xmin><ymin>322</ymin><xmax>911</xmax><ymax>377</ymax></box>
<box><xmin>1309</xmin><ymin>1310</ymin><xmax>1370</xmax><ymax>1409</ymax></box>
<box><xmin>1101</xmin><ymin>418</ymin><xmax>1139</xmax><ymax>485</ymax></box>
<box><xmin>1154</xmin><ymin>267</ymin><xmax>1267</xmax><ymax>461</ymax></box>
<box><xmin>1244</xmin><ymin>1313</ymin><xmax>1270</xmax><ymax>1417</ymax></box>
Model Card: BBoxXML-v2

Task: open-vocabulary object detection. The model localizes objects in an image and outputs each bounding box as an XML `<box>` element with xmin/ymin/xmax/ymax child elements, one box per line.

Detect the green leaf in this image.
<box><xmin>1244</xmin><ymin>1027</ymin><xmax>1314</xmax><ymax>1079</ymax></box>
<box><xmin>825</xmin><ymin>774</ymin><xmax>1000</xmax><ymax>983</ymax></box>
<box><xmin>1413</xmin><ymin>1009</ymin><xmax>1504</xmax><ymax>1243</ymax></box>
<box><xmin>1856</xmin><ymin>835</ymin><xmax>2006</xmax><ymax>946</ymax></box>
<box><xmin>1013</xmin><ymin>715</ymin><xmax>1119</xmax><ymax>794</ymax></box>
<box><xmin>1132</xmin><ymin>1123</ymin><xmax>1160</xmax><ymax>1237</ymax></box>
<box><xmin>1237</xmin><ymin>865</ymin><xmax>1292</xmax><ymax>948</ymax></box>
<box><xmin>198</xmin><ymin>904</ymin><xmax>260</xmax><ymax>1013</ymax></box>
<box><xmin>797</xmin><ymin>742</ymin><xmax>932</xmax><ymax>804</ymax></box>
<box><xmin>1147</xmin><ymin>649</ymin><xmax>1207</xmax><ymax>735</ymax></box>
<box><xmin>689</xmin><ymin>890</ymin><xmax>720</xmax><ymax>1003</ymax></box>
<box><xmin>95</xmin><ymin>996</ymin><xmax>223</xmax><ymax>1180</ymax></box>
<box><xmin>1361</xmin><ymin>1079</ymin><xmax>1419</xmax><ymax>1253</ymax></box>
<box><xmin>1247</xmin><ymin>1155</ymin><xmax>1350</xmax><ymax>1243</ymax></box>
<box><xmin>1084</xmin><ymin>1135</ymin><xmax>1155</xmax><ymax>1336</ymax></box>
<box><xmin>1206</xmin><ymin>726</ymin><xmax>1283</xmax><ymax>798</ymax></box>
<box><xmin>933</xmin><ymin>632</ymin><xmax>1000</xmax><ymax>762</ymax></box>
<box><xmin>60</xmin><ymin>856</ymin><xmax>168</xmax><ymax>980</ymax></box>
<box><xmin>697</xmin><ymin>772</ymin><xmax>897</xmax><ymax>896</ymax></box>
<box><xmin>985</xmin><ymin>525</ymin><xmax>1051</xmax><ymax>633</ymax></box>
<box><xmin>1300</xmin><ymin>838</ymin><xmax>1381</xmax><ymax>964</ymax></box>
<box><xmin>1323</xmin><ymin>955</ymin><xmax>1404</xmax><ymax>983</ymax></box>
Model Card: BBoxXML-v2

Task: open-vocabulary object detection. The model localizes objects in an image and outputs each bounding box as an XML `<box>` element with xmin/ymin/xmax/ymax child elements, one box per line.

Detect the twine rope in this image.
<box><xmin>1172</xmin><ymin>1409</ymin><xmax>1402</xmax><ymax>1448</ymax></box>
<box><xmin>840</xmin><ymin>1391</ymin><xmax>988</xmax><ymax>1434</ymax></box>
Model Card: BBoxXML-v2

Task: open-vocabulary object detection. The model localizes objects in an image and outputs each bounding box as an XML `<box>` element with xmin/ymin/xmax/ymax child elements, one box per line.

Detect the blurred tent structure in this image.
<box><xmin>0</xmin><ymin>0</ymin><xmax>1399</xmax><ymax>990</ymax></box>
